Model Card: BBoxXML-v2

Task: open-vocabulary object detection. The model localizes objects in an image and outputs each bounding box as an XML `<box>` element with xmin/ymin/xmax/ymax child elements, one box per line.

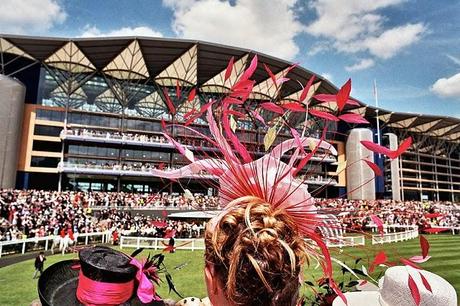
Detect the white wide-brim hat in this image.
<box><xmin>333</xmin><ymin>266</ymin><xmax>457</xmax><ymax>306</ymax></box>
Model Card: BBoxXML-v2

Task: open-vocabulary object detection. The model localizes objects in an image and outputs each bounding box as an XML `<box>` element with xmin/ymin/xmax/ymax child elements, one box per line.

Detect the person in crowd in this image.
<box><xmin>33</xmin><ymin>251</ymin><xmax>46</xmax><ymax>279</ymax></box>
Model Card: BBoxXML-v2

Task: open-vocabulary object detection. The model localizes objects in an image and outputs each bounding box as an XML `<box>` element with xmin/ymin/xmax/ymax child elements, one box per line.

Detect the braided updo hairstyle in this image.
<box><xmin>205</xmin><ymin>196</ymin><xmax>307</xmax><ymax>306</ymax></box>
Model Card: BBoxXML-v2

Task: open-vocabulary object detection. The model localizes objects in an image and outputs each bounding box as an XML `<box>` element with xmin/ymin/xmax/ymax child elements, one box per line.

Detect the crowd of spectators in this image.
<box><xmin>1</xmin><ymin>189</ymin><xmax>458</xmax><ymax>242</ymax></box>
<box><xmin>0</xmin><ymin>190</ymin><xmax>218</xmax><ymax>241</ymax></box>
<box><xmin>315</xmin><ymin>198</ymin><xmax>460</xmax><ymax>232</ymax></box>
<box><xmin>63</xmin><ymin>129</ymin><xmax>168</xmax><ymax>144</ymax></box>
<box><xmin>63</xmin><ymin>128</ymin><xmax>211</xmax><ymax>148</ymax></box>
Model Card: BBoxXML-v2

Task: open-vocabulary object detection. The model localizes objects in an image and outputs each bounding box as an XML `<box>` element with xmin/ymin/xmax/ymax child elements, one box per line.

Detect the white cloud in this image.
<box><xmin>306</xmin><ymin>0</ymin><xmax>426</xmax><ymax>64</ymax></box>
<box><xmin>430</xmin><ymin>73</ymin><xmax>460</xmax><ymax>99</ymax></box>
<box><xmin>163</xmin><ymin>0</ymin><xmax>305</xmax><ymax>60</ymax></box>
<box><xmin>80</xmin><ymin>26</ymin><xmax>163</xmax><ymax>38</ymax></box>
<box><xmin>345</xmin><ymin>58</ymin><xmax>375</xmax><ymax>71</ymax></box>
<box><xmin>364</xmin><ymin>23</ymin><xmax>425</xmax><ymax>59</ymax></box>
<box><xmin>0</xmin><ymin>0</ymin><xmax>66</xmax><ymax>34</ymax></box>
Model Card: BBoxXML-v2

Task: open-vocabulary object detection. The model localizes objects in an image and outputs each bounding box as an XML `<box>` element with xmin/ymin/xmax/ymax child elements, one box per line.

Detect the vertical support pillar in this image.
<box><xmin>416</xmin><ymin>152</ymin><xmax>423</xmax><ymax>201</ymax></box>
<box><xmin>432</xmin><ymin>144</ymin><xmax>439</xmax><ymax>201</ymax></box>
<box><xmin>385</xmin><ymin>133</ymin><xmax>401</xmax><ymax>201</ymax></box>
<box><xmin>58</xmin><ymin>173</ymin><xmax>62</xmax><ymax>192</ymax></box>
<box><xmin>448</xmin><ymin>155</ymin><xmax>454</xmax><ymax>202</ymax></box>
<box><xmin>346</xmin><ymin>128</ymin><xmax>375</xmax><ymax>200</ymax></box>
<box><xmin>399</xmin><ymin>156</ymin><xmax>404</xmax><ymax>201</ymax></box>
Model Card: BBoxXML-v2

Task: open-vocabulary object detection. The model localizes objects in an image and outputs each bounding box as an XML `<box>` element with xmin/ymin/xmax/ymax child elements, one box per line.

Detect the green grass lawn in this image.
<box><xmin>0</xmin><ymin>234</ymin><xmax>459</xmax><ymax>306</ymax></box>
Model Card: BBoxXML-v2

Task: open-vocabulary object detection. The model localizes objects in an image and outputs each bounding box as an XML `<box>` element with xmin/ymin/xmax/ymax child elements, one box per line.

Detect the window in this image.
<box><xmin>32</xmin><ymin>140</ymin><xmax>62</xmax><ymax>152</ymax></box>
<box><xmin>31</xmin><ymin>156</ymin><xmax>60</xmax><ymax>168</ymax></box>
<box><xmin>35</xmin><ymin>109</ymin><xmax>64</xmax><ymax>122</ymax></box>
<box><xmin>34</xmin><ymin>125</ymin><xmax>62</xmax><ymax>137</ymax></box>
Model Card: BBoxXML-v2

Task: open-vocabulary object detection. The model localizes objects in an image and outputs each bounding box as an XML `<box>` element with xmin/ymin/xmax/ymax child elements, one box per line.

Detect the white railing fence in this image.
<box><xmin>326</xmin><ymin>235</ymin><xmax>366</xmax><ymax>248</ymax></box>
<box><xmin>119</xmin><ymin>236</ymin><xmax>205</xmax><ymax>251</ymax></box>
<box><xmin>0</xmin><ymin>226</ymin><xmax>423</xmax><ymax>258</ymax></box>
<box><xmin>371</xmin><ymin>226</ymin><xmax>419</xmax><ymax>245</ymax></box>
<box><xmin>0</xmin><ymin>231</ymin><xmax>111</xmax><ymax>258</ymax></box>
<box><xmin>120</xmin><ymin>235</ymin><xmax>367</xmax><ymax>251</ymax></box>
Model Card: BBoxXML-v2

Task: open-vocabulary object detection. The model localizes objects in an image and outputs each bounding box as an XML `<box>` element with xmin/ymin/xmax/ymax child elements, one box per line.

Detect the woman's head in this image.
<box><xmin>204</xmin><ymin>196</ymin><xmax>306</xmax><ymax>306</ymax></box>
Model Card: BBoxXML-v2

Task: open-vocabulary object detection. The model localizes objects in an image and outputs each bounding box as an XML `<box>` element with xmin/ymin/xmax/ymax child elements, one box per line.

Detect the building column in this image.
<box><xmin>385</xmin><ymin>133</ymin><xmax>401</xmax><ymax>201</ymax></box>
<box><xmin>346</xmin><ymin>128</ymin><xmax>375</xmax><ymax>200</ymax></box>
<box><xmin>0</xmin><ymin>75</ymin><xmax>26</xmax><ymax>189</ymax></box>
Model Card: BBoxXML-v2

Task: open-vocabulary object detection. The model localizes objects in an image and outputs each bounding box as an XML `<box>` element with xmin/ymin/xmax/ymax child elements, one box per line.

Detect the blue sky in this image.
<box><xmin>1</xmin><ymin>0</ymin><xmax>459</xmax><ymax>118</ymax></box>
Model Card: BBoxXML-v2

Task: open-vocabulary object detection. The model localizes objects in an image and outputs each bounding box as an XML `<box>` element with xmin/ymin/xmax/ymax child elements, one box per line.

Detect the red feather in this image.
<box><xmin>336</xmin><ymin>79</ymin><xmax>351</xmax><ymax>111</ymax></box>
<box><xmin>419</xmin><ymin>272</ymin><xmax>433</xmax><ymax>293</ymax></box>
<box><xmin>162</xmin><ymin>245</ymin><xmax>175</xmax><ymax>253</ymax></box>
<box><xmin>394</xmin><ymin>137</ymin><xmax>412</xmax><ymax>158</ymax></box>
<box><xmin>222</xmin><ymin>105</ymin><xmax>252</xmax><ymax>163</ymax></box>
<box><xmin>400</xmin><ymin>258</ymin><xmax>422</xmax><ymax>269</ymax></box>
<box><xmin>423</xmin><ymin>228</ymin><xmax>450</xmax><ymax>234</ymax></box>
<box><xmin>420</xmin><ymin>235</ymin><xmax>430</xmax><ymax>259</ymax></box>
<box><xmin>364</xmin><ymin>160</ymin><xmax>382</xmax><ymax>176</ymax></box>
<box><xmin>251</xmin><ymin>110</ymin><xmax>266</xmax><ymax>125</ymax></box>
<box><xmin>339</xmin><ymin>113</ymin><xmax>369</xmax><ymax>124</ymax></box>
<box><xmin>290</xmin><ymin>128</ymin><xmax>305</xmax><ymax>154</ymax></box>
<box><xmin>309</xmin><ymin>109</ymin><xmax>339</xmax><ymax>121</ymax></box>
<box><xmin>361</xmin><ymin>137</ymin><xmax>412</xmax><ymax>160</ymax></box>
<box><xmin>184</xmin><ymin>99</ymin><xmax>214</xmax><ymax>126</ymax></box>
<box><xmin>408</xmin><ymin>274</ymin><xmax>421</xmax><ymax>306</ymax></box>
<box><xmin>239</xmin><ymin>54</ymin><xmax>258</xmax><ymax>82</ymax></box>
<box><xmin>184</xmin><ymin>114</ymin><xmax>200</xmax><ymax>126</ymax></box>
<box><xmin>164</xmin><ymin>229</ymin><xmax>176</xmax><ymax>239</ymax></box>
<box><xmin>409</xmin><ymin>255</ymin><xmax>431</xmax><ymax>263</ymax></box>
<box><xmin>299</xmin><ymin>75</ymin><xmax>316</xmax><ymax>103</ymax></box>
<box><xmin>188</xmin><ymin>87</ymin><xmax>196</xmax><ymax>101</ymax></box>
<box><xmin>263</xmin><ymin>63</ymin><xmax>277</xmax><ymax>86</ymax></box>
<box><xmin>260</xmin><ymin>102</ymin><xmax>284</xmax><ymax>114</ymax></box>
<box><xmin>225</xmin><ymin>109</ymin><xmax>246</xmax><ymax>118</ymax></box>
<box><xmin>151</xmin><ymin>220</ymin><xmax>167</xmax><ymax>228</ymax></box>
<box><xmin>360</xmin><ymin>140</ymin><xmax>393</xmax><ymax>157</ymax></box>
<box><xmin>163</xmin><ymin>88</ymin><xmax>176</xmax><ymax>114</ymax></box>
<box><xmin>230</xmin><ymin>79</ymin><xmax>254</xmax><ymax>102</ymax></box>
<box><xmin>370</xmin><ymin>251</ymin><xmax>387</xmax><ymax>273</ymax></box>
<box><xmin>314</xmin><ymin>94</ymin><xmax>359</xmax><ymax>106</ymax></box>
<box><xmin>223</xmin><ymin>96</ymin><xmax>245</xmax><ymax>105</ymax></box>
<box><xmin>224</xmin><ymin>56</ymin><xmax>235</xmax><ymax>82</ymax></box>
<box><xmin>370</xmin><ymin>215</ymin><xmax>384</xmax><ymax>235</ymax></box>
<box><xmin>184</xmin><ymin>109</ymin><xmax>197</xmax><ymax>120</ymax></box>
<box><xmin>200</xmin><ymin>100</ymin><xmax>214</xmax><ymax>114</ymax></box>
<box><xmin>176</xmin><ymin>79</ymin><xmax>181</xmax><ymax>99</ymax></box>
<box><xmin>282</xmin><ymin>102</ymin><xmax>305</xmax><ymax>112</ymax></box>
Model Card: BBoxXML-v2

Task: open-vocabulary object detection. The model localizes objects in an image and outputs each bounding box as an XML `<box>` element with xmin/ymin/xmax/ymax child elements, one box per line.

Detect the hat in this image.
<box><xmin>175</xmin><ymin>297</ymin><xmax>205</xmax><ymax>306</ymax></box>
<box><xmin>332</xmin><ymin>266</ymin><xmax>457</xmax><ymax>306</ymax></box>
<box><xmin>38</xmin><ymin>246</ymin><xmax>164</xmax><ymax>306</ymax></box>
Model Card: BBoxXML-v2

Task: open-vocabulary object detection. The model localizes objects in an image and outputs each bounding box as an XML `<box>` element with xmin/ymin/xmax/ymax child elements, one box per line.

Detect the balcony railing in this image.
<box><xmin>58</xmin><ymin>162</ymin><xmax>336</xmax><ymax>185</ymax></box>
<box><xmin>60</xmin><ymin>129</ymin><xmax>337</xmax><ymax>163</ymax></box>
<box><xmin>58</xmin><ymin>162</ymin><xmax>218</xmax><ymax>179</ymax></box>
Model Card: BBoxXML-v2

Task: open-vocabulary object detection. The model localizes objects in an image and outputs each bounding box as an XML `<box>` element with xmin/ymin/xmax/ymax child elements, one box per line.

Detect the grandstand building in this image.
<box><xmin>0</xmin><ymin>34</ymin><xmax>458</xmax><ymax>202</ymax></box>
